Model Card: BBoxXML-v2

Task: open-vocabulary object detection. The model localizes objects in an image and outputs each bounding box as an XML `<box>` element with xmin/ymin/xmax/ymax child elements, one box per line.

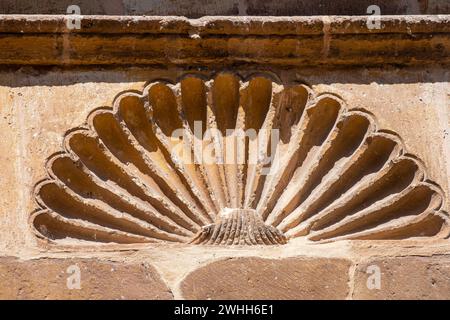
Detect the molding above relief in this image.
<box><xmin>0</xmin><ymin>15</ymin><xmax>449</xmax><ymax>67</ymax></box>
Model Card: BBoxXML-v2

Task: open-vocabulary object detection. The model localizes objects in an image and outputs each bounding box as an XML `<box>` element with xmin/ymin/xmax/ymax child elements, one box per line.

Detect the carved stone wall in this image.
<box><xmin>0</xmin><ymin>10</ymin><xmax>449</xmax><ymax>299</ymax></box>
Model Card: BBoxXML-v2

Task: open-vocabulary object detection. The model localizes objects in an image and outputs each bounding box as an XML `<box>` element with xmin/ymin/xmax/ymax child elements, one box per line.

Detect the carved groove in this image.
<box><xmin>31</xmin><ymin>72</ymin><xmax>449</xmax><ymax>246</ymax></box>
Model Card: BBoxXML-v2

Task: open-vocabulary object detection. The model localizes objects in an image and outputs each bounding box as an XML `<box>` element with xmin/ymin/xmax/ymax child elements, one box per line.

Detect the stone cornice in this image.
<box><xmin>0</xmin><ymin>15</ymin><xmax>449</xmax><ymax>66</ymax></box>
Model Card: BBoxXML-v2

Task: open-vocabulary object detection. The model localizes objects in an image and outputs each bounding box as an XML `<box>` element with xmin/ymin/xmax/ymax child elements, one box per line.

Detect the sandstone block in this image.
<box><xmin>0</xmin><ymin>257</ymin><xmax>173</xmax><ymax>300</ymax></box>
<box><xmin>353</xmin><ymin>256</ymin><xmax>450</xmax><ymax>299</ymax></box>
<box><xmin>180</xmin><ymin>257</ymin><xmax>351</xmax><ymax>299</ymax></box>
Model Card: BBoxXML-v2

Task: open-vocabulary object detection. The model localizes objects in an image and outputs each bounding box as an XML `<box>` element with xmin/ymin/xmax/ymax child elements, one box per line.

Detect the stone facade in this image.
<box><xmin>0</xmin><ymin>7</ymin><xmax>449</xmax><ymax>299</ymax></box>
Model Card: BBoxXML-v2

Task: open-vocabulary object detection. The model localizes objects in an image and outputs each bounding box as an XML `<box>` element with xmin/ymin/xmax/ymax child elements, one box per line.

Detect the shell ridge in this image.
<box><xmin>30</xmin><ymin>74</ymin><xmax>449</xmax><ymax>246</ymax></box>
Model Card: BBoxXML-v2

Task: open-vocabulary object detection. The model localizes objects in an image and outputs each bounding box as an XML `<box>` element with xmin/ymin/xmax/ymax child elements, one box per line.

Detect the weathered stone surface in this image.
<box><xmin>353</xmin><ymin>256</ymin><xmax>450</xmax><ymax>299</ymax></box>
<box><xmin>28</xmin><ymin>74</ymin><xmax>448</xmax><ymax>247</ymax></box>
<box><xmin>0</xmin><ymin>0</ymin><xmax>448</xmax><ymax>16</ymax></box>
<box><xmin>180</xmin><ymin>257</ymin><xmax>351</xmax><ymax>299</ymax></box>
<box><xmin>1</xmin><ymin>67</ymin><xmax>449</xmax><ymax>253</ymax></box>
<box><xmin>0</xmin><ymin>16</ymin><xmax>448</xmax><ymax>67</ymax></box>
<box><xmin>0</xmin><ymin>257</ymin><xmax>173</xmax><ymax>299</ymax></box>
<box><xmin>0</xmin><ymin>10</ymin><xmax>449</xmax><ymax>301</ymax></box>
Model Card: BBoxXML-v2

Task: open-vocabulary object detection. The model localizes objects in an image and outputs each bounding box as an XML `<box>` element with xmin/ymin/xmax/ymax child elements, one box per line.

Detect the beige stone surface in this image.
<box><xmin>23</xmin><ymin>72</ymin><xmax>447</xmax><ymax>247</ymax></box>
<box><xmin>0</xmin><ymin>15</ymin><xmax>448</xmax><ymax>300</ymax></box>
<box><xmin>2</xmin><ymin>67</ymin><xmax>449</xmax><ymax>254</ymax></box>
<box><xmin>353</xmin><ymin>256</ymin><xmax>450</xmax><ymax>300</ymax></box>
<box><xmin>0</xmin><ymin>257</ymin><xmax>173</xmax><ymax>299</ymax></box>
<box><xmin>0</xmin><ymin>79</ymin><xmax>148</xmax><ymax>254</ymax></box>
<box><xmin>309</xmin><ymin>80</ymin><xmax>450</xmax><ymax>197</ymax></box>
<box><xmin>180</xmin><ymin>257</ymin><xmax>351</xmax><ymax>299</ymax></box>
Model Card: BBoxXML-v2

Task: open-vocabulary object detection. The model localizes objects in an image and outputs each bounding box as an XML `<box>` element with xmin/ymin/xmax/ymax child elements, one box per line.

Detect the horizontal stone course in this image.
<box><xmin>2</xmin><ymin>255</ymin><xmax>450</xmax><ymax>299</ymax></box>
<box><xmin>0</xmin><ymin>0</ymin><xmax>448</xmax><ymax>16</ymax></box>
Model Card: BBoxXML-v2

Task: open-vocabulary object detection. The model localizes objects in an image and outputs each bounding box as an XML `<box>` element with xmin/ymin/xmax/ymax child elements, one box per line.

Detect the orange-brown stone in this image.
<box><xmin>353</xmin><ymin>256</ymin><xmax>450</xmax><ymax>300</ymax></box>
<box><xmin>0</xmin><ymin>257</ymin><xmax>173</xmax><ymax>300</ymax></box>
<box><xmin>180</xmin><ymin>257</ymin><xmax>351</xmax><ymax>299</ymax></box>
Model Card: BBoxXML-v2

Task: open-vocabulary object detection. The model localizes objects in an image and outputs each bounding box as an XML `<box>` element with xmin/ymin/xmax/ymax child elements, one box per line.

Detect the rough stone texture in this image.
<box><xmin>0</xmin><ymin>14</ymin><xmax>449</xmax><ymax>300</ymax></box>
<box><xmin>0</xmin><ymin>0</ymin><xmax>449</xmax><ymax>16</ymax></box>
<box><xmin>0</xmin><ymin>257</ymin><xmax>173</xmax><ymax>299</ymax></box>
<box><xmin>27</xmin><ymin>74</ymin><xmax>447</xmax><ymax>246</ymax></box>
<box><xmin>2</xmin><ymin>66</ymin><xmax>449</xmax><ymax>254</ymax></box>
<box><xmin>353</xmin><ymin>257</ymin><xmax>450</xmax><ymax>300</ymax></box>
<box><xmin>0</xmin><ymin>65</ymin><xmax>448</xmax><ymax>298</ymax></box>
<box><xmin>180</xmin><ymin>257</ymin><xmax>351</xmax><ymax>299</ymax></box>
<box><xmin>0</xmin><ymin>16</ymin><xmax>448</xmax><ymax>67</ymax></box>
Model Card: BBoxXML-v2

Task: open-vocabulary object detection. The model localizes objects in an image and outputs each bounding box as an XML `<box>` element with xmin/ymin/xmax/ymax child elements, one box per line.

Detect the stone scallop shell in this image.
<box><xmin>31</xmin><ymin>73</ymin><xmax>449</xmax><ymax>246</ymax></box>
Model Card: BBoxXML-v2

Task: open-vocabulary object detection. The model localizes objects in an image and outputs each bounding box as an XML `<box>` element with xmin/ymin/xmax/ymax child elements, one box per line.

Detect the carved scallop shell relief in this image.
<box><xmin>31</xmin><ymin>73</ymin><xmax>449</xmax><ymax>246</ymax></box>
